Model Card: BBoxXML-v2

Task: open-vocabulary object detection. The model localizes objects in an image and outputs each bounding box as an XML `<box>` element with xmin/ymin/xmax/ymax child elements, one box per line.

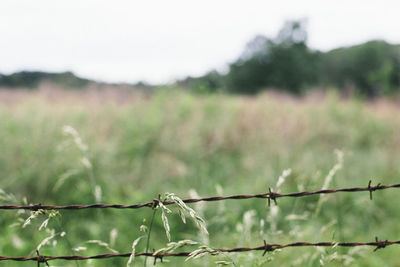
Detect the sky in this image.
<box><xmin>1</xmin><ymin>0</ymin><xmax>400</xmax><ymax>84</ymax></box>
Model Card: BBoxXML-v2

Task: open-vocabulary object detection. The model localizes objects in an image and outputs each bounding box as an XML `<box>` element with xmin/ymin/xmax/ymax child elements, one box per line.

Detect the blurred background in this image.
<box><xmin>1</xmin><ymin>1</ymin><xmax>400</xmax><ymax>266</ymax></box>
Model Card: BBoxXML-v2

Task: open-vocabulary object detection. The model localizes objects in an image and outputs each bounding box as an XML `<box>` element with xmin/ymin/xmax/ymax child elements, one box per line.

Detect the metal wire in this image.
<box><xmin>0</xmin><ymin>180</ymin><xmax>397</xmax><ymax>210</ymax></box>
<box><xmin>0</xmin><ymin>238</ymin><xmax>397</xmax><ymax>263</ymax></box>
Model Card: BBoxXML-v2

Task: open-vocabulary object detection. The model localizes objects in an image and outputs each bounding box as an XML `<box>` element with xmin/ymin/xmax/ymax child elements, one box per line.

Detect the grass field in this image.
<box><xmin>0</xmin><ymin>89</ymin><xmax>400</xmax><ymax>266</ymax></box>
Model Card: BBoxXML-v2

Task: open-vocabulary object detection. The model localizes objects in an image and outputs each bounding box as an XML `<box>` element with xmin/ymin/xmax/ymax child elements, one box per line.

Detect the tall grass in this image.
<box><xmin>0</xmin><ymin>90</ymin><xmax>400</xmax><ymax>266</ymax></box>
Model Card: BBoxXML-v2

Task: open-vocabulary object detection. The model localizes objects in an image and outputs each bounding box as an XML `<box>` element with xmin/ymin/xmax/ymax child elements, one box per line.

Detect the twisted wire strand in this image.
<box><xmin>1</xmin><ymin>239</ymin><xmax>398</xmax><ymax>262</ymax></box>
<box><xmin>0</xmin><ymin>181</ymin><xmax>398</xmax><ymax>211</ymax></box>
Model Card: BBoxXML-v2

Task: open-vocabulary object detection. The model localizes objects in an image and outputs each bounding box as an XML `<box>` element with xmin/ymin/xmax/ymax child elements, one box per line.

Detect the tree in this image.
<box><xmin>225</xmin><ymin>19</ymin><xmax>318</xmax><ymax>94</ymax></box>
<box><xmin>320</xmin><ymin>40</ymin><xmax>400</xmax><ymax>97</ymax></box>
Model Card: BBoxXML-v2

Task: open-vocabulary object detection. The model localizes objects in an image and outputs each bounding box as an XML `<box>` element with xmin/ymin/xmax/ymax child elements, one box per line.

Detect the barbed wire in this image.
<box><xmin>1</xmin><ymin>182</ymin><xmax>398</xmax><ymax>265</ymax></box>
<box><xmin>0</xmin><ymin>180</ymin><xmax>398</xmax><ymax>211</ymax></box>
<box><xmin>1</xmin><ymin>238</ymin><xmax>398</xmax><ymax>264</ymax></box>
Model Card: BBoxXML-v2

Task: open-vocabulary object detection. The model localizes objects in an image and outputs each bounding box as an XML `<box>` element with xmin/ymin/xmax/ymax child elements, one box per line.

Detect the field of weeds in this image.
<box><xmin>1</xmin><ymin>89</ymin><xmax>400</xmax><ymax>266</ymax></box>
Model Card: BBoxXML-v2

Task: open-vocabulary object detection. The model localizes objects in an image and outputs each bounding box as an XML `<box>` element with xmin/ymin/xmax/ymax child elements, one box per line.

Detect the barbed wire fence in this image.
<box><xmin>1</xmin><ymin>180</ymin><xmax>398</xmax><ymax>211</ymax></box>
<box><xmin>0</xmin><ymin>180</ymin><xmax>399</xmax><ymax>266</ymax></box>
<box><xmin>1</xmin><ymin>239</ymin><xmax>399</xmax><ymax>264</ymax></box>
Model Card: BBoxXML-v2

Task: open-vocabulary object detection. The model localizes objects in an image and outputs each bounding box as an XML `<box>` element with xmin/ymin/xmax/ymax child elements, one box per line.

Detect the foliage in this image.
<box><xmin>180</xmin><ymin>20</ymin><xmax>400</xmax><ymax>97</ymax></box>
<box><xmin>320</xmin><ymin>41</ymin><xmax>400</xmax><ymax>97</ymax></box>
<box><xmin>0</xmin><ymin>71</ymin><xmax>91</xmax><ymax>89</ymax></box>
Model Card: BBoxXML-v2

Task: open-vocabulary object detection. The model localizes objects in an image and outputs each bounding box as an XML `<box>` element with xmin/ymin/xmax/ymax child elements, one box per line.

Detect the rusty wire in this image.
<box><xmin>0</xmin><ymin>238</ymin><xmax>398</xmax><ymax>264</ymax></box>
<box><xmin>0</xmin><ymin>181</ymin><xmax>398</xmax><ymax>265</ymax></box>
<box><xmin>0</xmin><ymin>180</ymin><xmax>398</xmax><ymax>211</ymax></box>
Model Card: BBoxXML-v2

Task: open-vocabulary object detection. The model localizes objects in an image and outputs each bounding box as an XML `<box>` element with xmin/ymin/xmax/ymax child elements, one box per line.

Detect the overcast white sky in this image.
<box><xmin>1</xmin><ymin>0</ymin><xmax>399</xmax><ymax>84</ymax></box>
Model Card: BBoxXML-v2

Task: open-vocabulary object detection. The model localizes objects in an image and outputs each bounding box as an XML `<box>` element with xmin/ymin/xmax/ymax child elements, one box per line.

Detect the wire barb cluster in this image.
<box><xmin>36</xmin><ymin>250</ymin><xmax>49</xmax><ymax>267</ymax></box>
<box><xmin>1</xmin><ymin>238</ymin><xmax>398</xmax><ymax>264</ymax></box>
<box><xmin>0</xmin><ymin>180</ymin><xmax>398</xmax><ymax>211</ymax></box>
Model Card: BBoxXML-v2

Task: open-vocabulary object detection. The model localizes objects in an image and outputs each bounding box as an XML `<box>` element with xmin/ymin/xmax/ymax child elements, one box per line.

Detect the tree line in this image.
<box><xmin>1</xmin><ymin>20</ymin><xmax>399</xmax><ymax>98</ymax></box>
<box><xmin>0</xmin><ymin>71</ymin><xmax>91</xmax><ymax>89</ymax></box>
<box><xmin>178</xmin><ymin>20</ymin><xmax>400</xmax><ymax>97</ymax></box>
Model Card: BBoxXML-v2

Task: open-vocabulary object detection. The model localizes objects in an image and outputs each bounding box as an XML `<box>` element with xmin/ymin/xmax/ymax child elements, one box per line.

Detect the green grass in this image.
<box><xmin>0</xmin><ymin>91</ymin><xmax>400</xmax><ymax>266</ymax></box>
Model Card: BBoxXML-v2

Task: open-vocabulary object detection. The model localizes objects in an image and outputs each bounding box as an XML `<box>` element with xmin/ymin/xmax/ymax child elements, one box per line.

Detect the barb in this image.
<box><xmin>0</xmin><ymin>181</ymin><xmax>397</xmax><ymax>211</ymax></box>
<box><xmin>0</xmin><ymin>239</ymin><xmax>399</xmax><ymax>262</ymax></box>
<box><xmin>36</xmin><ymin>249</ymin><xmax>49</xmax><ymax>267</ymax></box>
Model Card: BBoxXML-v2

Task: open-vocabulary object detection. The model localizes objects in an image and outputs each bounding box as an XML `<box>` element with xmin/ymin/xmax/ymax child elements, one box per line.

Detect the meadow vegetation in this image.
<box><xmin>0</xmin><ymin>89</ymin><xmax>400</xmax><ymax>266</ymax></box>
